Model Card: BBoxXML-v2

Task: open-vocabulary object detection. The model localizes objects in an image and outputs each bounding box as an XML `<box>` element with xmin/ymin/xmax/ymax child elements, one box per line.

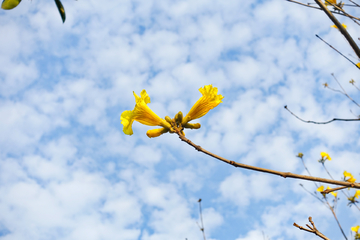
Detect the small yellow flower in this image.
<box><xmin>320</xmin><ymin>152</ymin><xmax>331</xmax><ymax>161</ymax></box>
<box><xmin>120</xmin><ymin>90</ymin><xmax>171</xmax><ymax>137</ymax></box>
<box><xmin>356</xmin><ymin>190</ymin><xmax>360</xmax><ymax>198</ymax></box>
<box><xmin>317</xmin><ymin>186</ymin><xmax>325</xmax><ymax>192</ymax></box>
<box><xmin>344</xmin><ymin>171</ymin><xmax>357</xmax><ymax>183</ymax></box>
<box><xmin>352</xmin><ymin>226</ymin><xmax>360</xmax><ymax>240</ymax></box>
<box><xmin>324</xmin><ymin>0</ymin><xmax>336</xmax><ymax>5</ymax></box>
<box><xmin>331</xmin><ymin>23</ymin><xmax>347</xmax><ymax>29</ymax></box>
<box><xmin>316</xmin><ymin>186</ymin><xmax>337</xmax><ymax>197</ymax></box>
<box><xmin>356</xmin><ymin>63</ymin><xmax>360</xmax><ymax>69</ymax></box>
<box><xmin>317</xmin><ymin>185</ymin><xmax>327</xmax><ymax>197</ymax></box>
<box><xmin>296</xmin><ymin>153</ymin><xmax>304</xmax><ymax>158</ymax></box>
<box><xmin>323</xmin><ymin>83</ymin><xmax>328</xmax><ymax>88</ymax></box>
<box><xmin>182</xmin><ymin>85</ymin><xmax>224</xmax><ymax>125</ymax></box>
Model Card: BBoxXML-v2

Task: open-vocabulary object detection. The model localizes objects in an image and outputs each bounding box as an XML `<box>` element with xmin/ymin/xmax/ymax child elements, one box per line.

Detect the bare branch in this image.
<box><xmin>284</xmin><ymin>105</ymin><xmax>360</xmax><ymax>124</ymax></box>
<box><xmin>197</xmin><ymin>199</ymin><xmax>206</xmax><ymax>240</ymax></box>
<box><xmin>349</xmin><ymin>0</ymin><xmax>360</xmax><ymax>7</ymax></box>
<box><xmin>286</xmin><ymin>0</ymin><xmax>360</xmax><ymax>21</ymax></box>
<box><xmin>331</xmin><ymin>73</ymin><xmax>360</xmax><ymax>108</ymax></box>
<box><xmin>294</xmin><ymin>217</ymin><xmax>330</xmax><ymax>240</ymax></box>
<box><xmin>316</xmin><ymin>35</ymin><xmax>360</xmax><ymax>70</ymax></box>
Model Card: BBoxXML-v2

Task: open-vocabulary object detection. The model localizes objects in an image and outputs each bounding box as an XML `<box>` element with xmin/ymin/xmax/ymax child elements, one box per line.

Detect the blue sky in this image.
<box><xmin>1</xmin><ymin>0</ymin><xmax>360</xmax><ymax>239</ymax></box>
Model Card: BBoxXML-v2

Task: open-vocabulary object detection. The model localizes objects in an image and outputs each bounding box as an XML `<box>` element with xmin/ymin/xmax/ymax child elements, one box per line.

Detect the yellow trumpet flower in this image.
<box><xmin>120</xmin><ymin>90</ymin><xmax>171</xmax><ymax>137</ymax></box>
<box><xmin>182</xmin><ymin>85</ymin><xmax>224</xmax><ymax>125</ymax></box>
<box><xmin>344</xmin><ymin>171</ymin><xmax>356</xmax><ymax>183</ymax></box>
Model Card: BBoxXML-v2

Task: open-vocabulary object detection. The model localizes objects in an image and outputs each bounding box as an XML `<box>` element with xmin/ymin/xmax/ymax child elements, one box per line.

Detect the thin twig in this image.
<box><xmin>286</xmin><ymin>0</ymin><xmax>360</xmax><ymax>21</ymax></box>
<box><xmin>324</xmin><ymin>0</ymin><xmax>360</xmax><ymax>26</ymax></box>
<box><xmin>293</xmin><ymin>217</ymin><xmax>330</xmax><ymax>240</ymax></box>
<box><xmin>349</xmin><ymin>0</ymin><xmax>360</xmax><ymax>7</ymax></box>
<box><xmin>327</xmin><ymin>202</ymin><xmax>348</xmax><ymax>240</ymax></box>
<box><xmin>284</xmin><ymin>105</ymin><xmax>360</xmax><ymax>124</ymax></box>
<box><xmin>299</xmin><ymin>184</ymin><xmax>327</xmax><ymax>206</ymax></box>
<box><xmin>331</xmin><ymin>73</ymin><xmax>360</xmax><ymax>108</ymax></box>
<box><xmin>322</xmin><ymin>163</ymin><xmax>335</xmax><ymax>180</ymax></box>
<box><xmin>350</xmin><ymin>80</ymin><xmax>360</xmax><ymax>92</ymax></box>
<box><xmin>316</xmin><ymin>35</ymin><xmax>360</xmax><ymax>70</ymax></box>
<box><xmin>197</xmin><ymin>199</ymin><xmax>206</xmax><ymax>240</ymax></box>
<box><xmin>299</xmin><ymin>156</ymin><xmax>320</xmax><ymax>188</ymax></box>
<box><xmin>314</xmin><ymin>0</ymin><xmax>360</xmax><ymax>59</ymax></box>
<box><xmin>175</xmin><ymin>131</ymin><xmax>360</xmax><ymax>189</ymax></box>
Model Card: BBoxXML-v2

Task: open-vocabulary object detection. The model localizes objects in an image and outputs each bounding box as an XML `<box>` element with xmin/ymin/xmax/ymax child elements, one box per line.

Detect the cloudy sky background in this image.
<box><xmin>0</xmin><ymin>0</ymin><xmax>360</xmax><ymax>239</ymax></box>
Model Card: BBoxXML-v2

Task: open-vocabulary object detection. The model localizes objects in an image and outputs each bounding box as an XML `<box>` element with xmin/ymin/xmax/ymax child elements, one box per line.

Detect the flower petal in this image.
<box><xmin>182</xmin><ymin>85</ymin><xmax>223</xmax><ymax>124</ymax></box>
<box><xmin>351</xmin><ymin>225</ymin><xmax>360</xmax><ymax>233</ymax></box>
<box><xmin>316</xmin><ymin>186</ymin><xmax>324</xmax><ymax>192</ymax></box>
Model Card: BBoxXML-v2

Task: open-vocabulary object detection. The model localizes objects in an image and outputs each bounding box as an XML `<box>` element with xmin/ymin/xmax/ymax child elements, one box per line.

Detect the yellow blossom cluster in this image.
<box><xmin>120</xmin><ymin>85</ymin><xmax>223</xmax><ymax>138</ymax></box>
<box><xmin>319</xmin><ymin>152</ymin><xmax>331</xmax><ymax>163</ymax></box>
<box><xmin>317</xmin><ymin>185</ymin><xmax>338</xmax><ymax>197</ymax></box>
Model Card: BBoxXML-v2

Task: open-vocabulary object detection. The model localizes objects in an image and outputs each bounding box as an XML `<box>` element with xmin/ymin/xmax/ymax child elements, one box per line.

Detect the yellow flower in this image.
<box><xmin>296</xmin><ymin>153</ymin><xmax>304</xmax><ymax>158</ymax></box>
<box><xmin>317</xmin><ymin>185</ymin><xmax>325</xmax><ymax>192</ymax></box>
<box><xmin>344</xmin><ymin>171</ymin><xmax>357</xmax><ymax>183</ymax></box>
<box><xmin>324</xmin><ymin>0</ymin><xmax>336</xmax><ymax>5</ymax></box>
<box><xmin>320</xmin><ymin>152</ymin><xmax>331</xmax><ymax>161</ymax></box>
<box><xmin>352</xmin><ymin>226</ymin><xmax>360</xmax><ymax>240</ymax></box>
<box><xmin>316</xmin><ymin>186</ymin><xmax>337</xmax><ymax>197</ymax></box>
<box><xmin>182</xmin><ymin>85</ymin><xmax>224</xmax><ymax>125</ymax></box>
<box><xmin>356</xmin><ymin>63</ymin><xmax>360</xmax><ymax>69</ymax></box>
<box><xmin>120</xmin><ymin>90</ymin><xmax>171</xmax><ymax>137</ymax></box>
<box><xmin>331</xmin><ymin>23</ymin><xmax>347</xmax><ymax>29</ymax></box>
<box><xmin>356</xmin><ymin>190</ymin><xmax>360</xmax><ymax>199</ymax></box>
<box><xmin>316</xmin><ymin>185</ymin><xmax>326</xmax><ymax>197</ymax></box>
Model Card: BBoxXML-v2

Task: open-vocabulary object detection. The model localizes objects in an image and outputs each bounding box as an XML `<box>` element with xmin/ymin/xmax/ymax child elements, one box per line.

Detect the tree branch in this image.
<box><xmin>284</xmin><ymin>105</ymin><xmax>360</xmax><ymax>124</ymax></box>
<box><xmin>286</xmin><ymin>0</ymin><xmax>360</xmax><ymax>21</ymax></box>
<box><xmin>175</xmin><ymin>131</ymin><xmax>360</xmax><ymax>189</ymax></box>
<box><xmin>314</xmin><ymin>0</ymin><xmax>360</xmax><ymax>59</ymax></box>
<box><xmin>294</xmin><ymin>217</ymin><xmax>330</xmax><ymax>240</ymax></box>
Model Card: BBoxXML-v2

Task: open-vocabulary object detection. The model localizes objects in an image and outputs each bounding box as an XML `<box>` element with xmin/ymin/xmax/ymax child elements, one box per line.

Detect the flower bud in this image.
<box><xmin>183</xmin><ymin>123</ymin><xmax>201</xmax><ymax>129</ymax></box>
